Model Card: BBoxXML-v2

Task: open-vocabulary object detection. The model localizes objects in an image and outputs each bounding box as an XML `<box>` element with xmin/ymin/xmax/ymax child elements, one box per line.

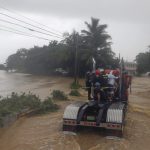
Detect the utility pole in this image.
<box><xmin>119</xmin><ymin>53</ymin><xmax>120</xmax><ymax>62</ymax></box>
<box><xmin>74</xmin><ymin>33</ymin><xmax>78</xmax><ymax>84</ymax></box>
<box><xmin>119</xmin><ymin>57</ymin><xmax>123</xmax><ymax>100</ymax></box>
<box><xmin>148</xmin><ymin>46</ymin><xmax>150</xmax><ymax>71</ymax></box>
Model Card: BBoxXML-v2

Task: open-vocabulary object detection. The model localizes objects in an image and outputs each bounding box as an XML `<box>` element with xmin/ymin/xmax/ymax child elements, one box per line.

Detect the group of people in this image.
<box><xmin>85</xmin><ymin>68</ymin><xmax>120</xmax><ymax>104</ymax></box>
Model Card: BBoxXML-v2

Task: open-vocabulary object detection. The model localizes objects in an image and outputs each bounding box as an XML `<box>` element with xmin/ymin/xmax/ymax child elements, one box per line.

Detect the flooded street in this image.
<box><xmin>0</xmin><ymin>73</ymin><xmax>150</xmax><ymax>150</ymax></box>
<box><xmin>0</xmin><ymin>70</ymin><xmax>72</xmax><ymax>99</ymax></box>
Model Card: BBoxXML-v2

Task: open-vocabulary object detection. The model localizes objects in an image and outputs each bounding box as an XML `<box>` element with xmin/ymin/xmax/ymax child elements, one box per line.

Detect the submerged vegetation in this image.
<box><xmin>0</xmin><ymin>92</ymin><xmax>59</xmax><ymax>127</ymax></box>
<box><xmin>69</xmin><ymin>90</ymin><xmax>81</xmax><ymax>96</ymax></box>
<box><xmin>52</xmin><ymin>90</ymin><xmax>68</xmax><ymax>101</ymax></box>
<box><xmin>39</xmin><ymin>97</ymin><xmax>59</xmax><ymax>113</ymax></box>
<box><xmin>70</xmin><ymin>81</ymin><xmax>81</xmax><ymax>89</ymax></box>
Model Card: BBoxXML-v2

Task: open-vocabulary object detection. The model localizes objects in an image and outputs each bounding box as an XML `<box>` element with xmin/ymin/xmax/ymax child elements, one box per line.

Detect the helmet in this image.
<box><xmin>95</xmin><ymin>70</ymin><xmax>100</xmax><ymax>76</ymax></box>
<box><xmin>113</xmin><ymin>70</ymin><xmax>120</xmax><ymax>76</ymax></box>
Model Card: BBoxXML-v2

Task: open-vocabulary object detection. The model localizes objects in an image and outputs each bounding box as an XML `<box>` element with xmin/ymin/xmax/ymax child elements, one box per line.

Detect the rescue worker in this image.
<box><xmin>107</xmin><ymin>71</ymin><xmax>117</xmax><ymax>87</ymax></box>
<box><xmin>106</xmin><ymin>72</ymin><xmax>118</xmax><ymax>102</ymax></box>
<box><xmin>93</xmin><ymin>70</ymin><xmax>101</xmax><ymax>81</ymax></box>
<box><xmin>92</xmin><ymin>69</ymin><xmax>101</xmax><ymax>103</ymax></box>
<box><xmin>85</xmin><ymin>71</ymin><xmax>92</xmax><ymax>100</ymax></box>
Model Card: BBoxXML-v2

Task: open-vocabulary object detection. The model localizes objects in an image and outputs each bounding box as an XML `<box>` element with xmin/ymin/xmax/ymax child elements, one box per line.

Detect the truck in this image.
<box><xmin>62</xmin><ymin>58</ymin><xmax>131</xmax><ymax>137</ymax></box>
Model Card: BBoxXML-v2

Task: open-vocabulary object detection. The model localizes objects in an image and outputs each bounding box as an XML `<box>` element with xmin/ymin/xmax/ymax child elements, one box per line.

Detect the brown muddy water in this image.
<box><xmin>0</xmin><ymin>71</ymin><xmax>150</xmax><ymax>150</ymax></box>
<box><xmin>0</xmin><ymin>70</ymin><xmax>72</xmax><ymax>99</ymax></box>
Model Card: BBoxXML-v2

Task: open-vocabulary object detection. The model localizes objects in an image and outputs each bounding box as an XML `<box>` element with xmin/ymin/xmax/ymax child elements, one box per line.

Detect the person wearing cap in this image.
<box><xmin>95</xmin><ymin>69</ymin><xmax>101</xmax><ymax>76</ymax></box>
<box><xmin>92</xmin><ymin>69</ymin><xmax>101</xmax><ymax>85</ymax></box>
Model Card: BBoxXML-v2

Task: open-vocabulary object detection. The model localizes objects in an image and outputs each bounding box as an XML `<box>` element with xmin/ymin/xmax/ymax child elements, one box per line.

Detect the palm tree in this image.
<box><xmin>81</xmin><ymin>17</ymin><xmax>112</xmax><ymax>62</ymax></box>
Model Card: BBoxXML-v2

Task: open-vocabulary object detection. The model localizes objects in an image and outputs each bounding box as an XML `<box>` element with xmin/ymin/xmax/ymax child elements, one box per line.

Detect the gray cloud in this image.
<box><xmin>0</xmin><ymin>0</ymin><xmax>150</xmax><ymax>63</ymax></box>
<box><xmin>2</xmin><ymin>0</ymin><xmax>150</xmax><ymax>23</ymax></box>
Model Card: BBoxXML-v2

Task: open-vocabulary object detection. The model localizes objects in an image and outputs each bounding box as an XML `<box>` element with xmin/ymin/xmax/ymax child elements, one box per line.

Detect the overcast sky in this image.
<box><xmin>0</xmin><ymin>0</ymin><xmax>150</xmax><ymax>63</ymax></box>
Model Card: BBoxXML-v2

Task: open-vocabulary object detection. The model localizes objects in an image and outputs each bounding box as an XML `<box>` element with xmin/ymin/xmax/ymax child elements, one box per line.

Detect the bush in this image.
<box><xmin>69</xmin><ymin>90</ymin><xmax>81</xmax><ymax>96</ymax></box>
<box><xmin>0</xmin><ymin>92</ymin><xmax>59</xmax><ymax>127</ymax></box>
<box><xmin>70</xmin><ymin>81</ymin><xmax>81</xmax><ymax>89</ymax></box>
<box><xmin>39</xmin><ymin>97</ymin><xmax>59</xmax><ymax>113</ymax></box>
<box><xmin>52</xmin><ymin>90</ymin><xmax>68</xmax><ymax>100</ymax></box>
<box><xmin>20</xmin><ymin>92</ymin><xmax>41</xmax><ymax>109</ymax></box>
<box><xmin>0</xmin><ymin>92</ymin><xmax>58</xmax><ymax>117</ymax></box>
<box><xmin>0</xmin><ymin>107</ymin><xmax>12</xmax><ymax>117</ymax></box>
<box><xmin>0</xmin><ymin>92</ymin><xmax>41</xmax><ymax>114</ymax></box>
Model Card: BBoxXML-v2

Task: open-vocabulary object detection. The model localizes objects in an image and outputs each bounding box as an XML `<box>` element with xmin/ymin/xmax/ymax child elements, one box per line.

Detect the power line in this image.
<box><xmin>0</xmin><ymin>19</ymin><xmax>63</xmax><ymax>39</ymax></box>
<box><xmin>0</xmin><ymin>5</ymin><xmax>63</xmax><ymax>35</ymax></box>
<box><xmin>0</xmin><ymin>27</ymin><xmax>51</xmax><ymax>41</ymax></box>
<box><xmin>0</xmin><ymin>12</ymin><xmax>63</xmax><ymax>37</ymax></box>
<box><xmin>0</xmin><ymin>24</ymin><xmax>47</xmax><ymax>38</ymax></box>
<box><xmin>0</xmin><ymin>24</ymin><xmax>32</xmax><ymax>35</ymax></box>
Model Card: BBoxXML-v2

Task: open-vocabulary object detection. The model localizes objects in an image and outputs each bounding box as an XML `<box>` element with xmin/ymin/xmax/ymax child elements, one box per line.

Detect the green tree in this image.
<box><xmin>81</xmin><ymin>17</ymin><xmax>117</xmax><ymax>68</ymax></box>
<box><xmin>6</xmin><ymin>18</ymin><xmax>119</xmax><ymax>76</ymax></box>
<box><xmin>136</xmin><ymin>47</ymin><xmax>150</xmax><ymax>73</ymax></box>
<box><xmin>0</xmin><ymin>64</ymin><xmax>5</xmax><ymax>70</ymax></box>
<box><xmin>82</xmin><ymin>18</ymin><xmax>111</xmax><ymax>56</ymax></box>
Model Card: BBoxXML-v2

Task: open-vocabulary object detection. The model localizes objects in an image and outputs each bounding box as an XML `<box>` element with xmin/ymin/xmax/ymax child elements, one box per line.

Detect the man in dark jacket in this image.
<box><xmin>85</xmin><ymin>71</ymin><xmax>92</xmax><ymax>100</ymax></box>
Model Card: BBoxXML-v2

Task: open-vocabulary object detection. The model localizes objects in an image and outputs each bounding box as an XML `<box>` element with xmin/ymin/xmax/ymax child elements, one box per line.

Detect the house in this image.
<box><xmin>124</xmin><ymin>61</ymin><xmax>137</xmax><ymax>75</ymax></box>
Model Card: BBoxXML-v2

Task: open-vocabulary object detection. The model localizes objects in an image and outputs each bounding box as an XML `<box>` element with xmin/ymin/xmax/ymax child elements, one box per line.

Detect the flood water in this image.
<box><xmin>0</xmin><ymin>70</ymin><xmax>54</xmax><ymax>99</ymax></box>
<box><xmin>0</xmin><ymin>71</ymin><xmax>150</xmax><ymax>150</ymax></box>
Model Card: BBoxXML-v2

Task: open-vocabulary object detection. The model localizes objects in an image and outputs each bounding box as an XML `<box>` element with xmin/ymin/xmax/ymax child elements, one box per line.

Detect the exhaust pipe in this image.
<box><xmin>92</xmin><ymin>57</ymin><xmax>96</xmax><ymax>72</ymax></box>
<box><xmin>91</xmin><ymin>57</ymin><xmax>96</xmax><ymax>98</ymax></box>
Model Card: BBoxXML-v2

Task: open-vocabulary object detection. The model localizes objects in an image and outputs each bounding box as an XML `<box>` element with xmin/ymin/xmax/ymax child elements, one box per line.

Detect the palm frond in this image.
<box><xmin>81</xmin><ymin>30</ymin><xmax>91</xmax><ymax>36</ymax></box>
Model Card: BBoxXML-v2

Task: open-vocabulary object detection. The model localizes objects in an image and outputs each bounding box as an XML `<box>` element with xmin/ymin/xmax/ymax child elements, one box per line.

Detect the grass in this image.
<box><xmin>69</xmin><ymin>90</ymin><xmax>81</xmax><ymax>96</ymax></box>
<box><xmin>51</xmin><ymin>90</ymin><xmax>68</xmax><ymax>100</ymax></box>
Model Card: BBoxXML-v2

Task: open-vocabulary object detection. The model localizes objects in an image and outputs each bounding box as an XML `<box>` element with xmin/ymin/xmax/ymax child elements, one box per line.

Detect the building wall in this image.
<box><xmin>124</xmin><ymin>62</ymin><xmax>137</xmax><ymax>75</ymax></box>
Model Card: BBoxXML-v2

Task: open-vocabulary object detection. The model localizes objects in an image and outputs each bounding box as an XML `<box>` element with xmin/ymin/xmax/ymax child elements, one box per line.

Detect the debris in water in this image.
<box><xmin>63</xmin><ymin>131</ymin><xmax>77</xmax><ymax>136</ymax></box>
<box><xmin>106</xmin><ymin>136</ymin><xmax>121</xmax><ymax>140</ymax></box>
